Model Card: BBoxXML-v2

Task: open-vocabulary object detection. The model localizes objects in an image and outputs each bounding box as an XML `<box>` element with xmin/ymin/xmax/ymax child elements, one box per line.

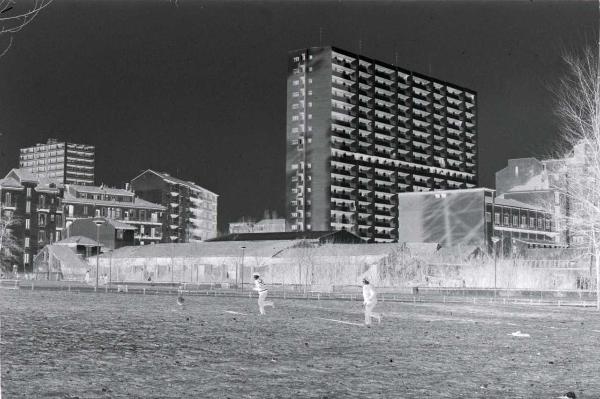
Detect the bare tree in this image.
<box><xmin>0</xmin><ymin>208</ymin><xmax>21</xmax><ymax>273</ymax></box>
<box><xmin>0</xmin><ymin>0</ymin><xmax>54</xmax><ymax>58</ymax></box>
<box><xmin>553</xmin><ymin>45</ymin><xmax>600</xmax><ymax>309</ymax></box>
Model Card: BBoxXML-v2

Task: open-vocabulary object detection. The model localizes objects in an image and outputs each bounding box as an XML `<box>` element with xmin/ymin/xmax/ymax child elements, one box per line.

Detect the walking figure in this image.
<box><xmin>362</xmin><ymin>278</ymin><xmax>381</xmax><ymax>326</ymax></box>
<box><xmin>84</xmin><ymin>270</ymin><xmax>91</xmax><ymax>284</ymax></box>
<box><xmin>253</xmin><ymin>273</ymin><xmax>274</xmax><ymax>315</ymax></box>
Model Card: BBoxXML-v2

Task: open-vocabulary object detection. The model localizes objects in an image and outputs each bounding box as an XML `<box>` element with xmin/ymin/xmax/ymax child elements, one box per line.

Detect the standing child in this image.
<box><xmin>362</xmin><ymin>278</ymin><xmax>381</xmax><ymax>326</ymax></box>
<box><xmin>253</xmin><ymin>273</ymin><xmax>274</xmax><ymax>315</ymax></box>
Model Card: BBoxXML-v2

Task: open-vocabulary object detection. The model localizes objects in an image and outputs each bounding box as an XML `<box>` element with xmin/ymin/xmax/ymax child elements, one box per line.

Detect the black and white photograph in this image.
<box><xmin>0</xmin><ymin>0</ymin><xmax>599</xmax><ymax>397</ymax></box>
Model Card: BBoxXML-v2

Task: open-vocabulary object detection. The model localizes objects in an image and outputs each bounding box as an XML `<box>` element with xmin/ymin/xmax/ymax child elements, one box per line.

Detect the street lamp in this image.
<box><xmin>491</xmin><ymin>236</ymin><xmax>501</xmax><ymax>295</ymax></box>
<box><xmin>93</xmin><ymin>218</ymin><xmax>106</xmax><ymax>290</ymax></box>
<box><xmin>240</xmin><ymin>246</ymin><xmax>246</xmax><ymax>292</ymax></box>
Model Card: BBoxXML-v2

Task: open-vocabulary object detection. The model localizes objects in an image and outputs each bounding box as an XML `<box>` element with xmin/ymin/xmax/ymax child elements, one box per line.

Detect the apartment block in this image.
<box><xmin>131</xmin><ymin>170</ymin><xmax>218</xmax><ymax>242</ymax></box>
<box><xmin>19</xmin><ymin>138</ymin><xmax>95</xmax><ymax>185</ymax></box>
<box><xmin>286</xmin><ymin>46</ymin><xmax>477</xmax><ymax>242</ymax></box>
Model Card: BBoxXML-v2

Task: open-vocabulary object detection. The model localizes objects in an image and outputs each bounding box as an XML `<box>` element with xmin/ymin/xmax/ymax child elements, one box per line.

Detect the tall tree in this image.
<box><xmin>0</xmin><ymin>206</ymin><xmax>21</xmax><ymax>273</ymax></box>
<box><xmin>554</xmin><ymin>44</ymin><xmax>600</xmax><ymax>309</ymax></box>
<box><xmin>0</xmin><ymin>0</ymin><xmax>54</xmax><ymax>58</ymax></box>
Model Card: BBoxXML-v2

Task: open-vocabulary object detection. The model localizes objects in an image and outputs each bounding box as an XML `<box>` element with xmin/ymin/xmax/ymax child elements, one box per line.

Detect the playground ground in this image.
<box><xmin>1</xmin><ymin>288</ymin><xmax>599</xmax><ymax>398</ymax></box>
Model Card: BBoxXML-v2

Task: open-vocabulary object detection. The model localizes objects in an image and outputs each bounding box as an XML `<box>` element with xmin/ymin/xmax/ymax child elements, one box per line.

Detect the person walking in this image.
<box><xmin>362</xmin><ymin>278</ymin><xmax>381</xmax><ymax>326</ymax></box>
<box><xmin>253</xmin><ymin>273</ymin><xmax>274</xmax><ymax>315</ymax></box>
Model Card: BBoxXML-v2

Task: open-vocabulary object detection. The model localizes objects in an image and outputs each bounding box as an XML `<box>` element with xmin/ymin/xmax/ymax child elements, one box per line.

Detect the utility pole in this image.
<box><xmin>240</xmin><ymin>246</ymin><xmax>246</xmax><ymax>292</ymax></box>
<box><xmin>93</xmin><ymin>218</ymin><xmax>106</xmax><ymax>290</ymax></box>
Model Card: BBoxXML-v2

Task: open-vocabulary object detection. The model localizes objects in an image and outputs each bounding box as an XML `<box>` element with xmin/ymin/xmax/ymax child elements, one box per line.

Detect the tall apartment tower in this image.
<box><xmin>285</xmin><ymin>46</ymin><xmax>478</xmax><ymax>243</ymax></box>
<box><xmin>19</xmin><ymin>138</ymin><xmax>95</xmax><ymax>185</ymax></box>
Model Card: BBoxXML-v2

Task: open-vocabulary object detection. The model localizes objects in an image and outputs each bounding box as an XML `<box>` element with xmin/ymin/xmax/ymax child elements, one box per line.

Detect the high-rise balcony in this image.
<box><xmin>358</xmin><ymin>62</ymin><xmax>374</xmax><ymax>75</ymax></box>
<box><xmin>332</xmin><ymin>80</ymin><xmax>355</xmax><ymax>95</ymax></box>
<box><xmin>332</xmin><ymin>57</ymin><xmax>356</xmax><ymax>72</ymax></box>
<box><xmin>331</xmin><ymin>118</ymin><xmax>357</xmax><ymax>130</ymax></box>
<box><xmin>332</xmin><ymin>90</ymin><xmax>357</xmax><ymax>106</ymax></box>
<box><xmin>332</xmin><ymin>68</ymin><xmax>357</xmax><ymax>83</ymax></box>
<box><xmin>330</xmin><ymin>190</ymin><xmax>355</xmax><ymax>201</ymax></box>
<box><xmin>374</xmin><ymin>89</ymin><xmax>394</xmax><ymax>102</ymax></box>
<box><xmin>331</xmin><ymin>201</ymin><xmax>354</xmax><ymax>212</ymax></box>
<box><xmin>331</xmin><ymin>178</ymin><xmax>356</xmax><ymax>190</ymax></box>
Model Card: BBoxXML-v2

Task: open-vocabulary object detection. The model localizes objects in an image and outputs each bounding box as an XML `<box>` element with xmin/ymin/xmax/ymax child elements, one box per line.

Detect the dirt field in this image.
<box><xmin>1</xmin><ymin>289</ymin><xmax>599</xmax><ymax>398</ymax></box>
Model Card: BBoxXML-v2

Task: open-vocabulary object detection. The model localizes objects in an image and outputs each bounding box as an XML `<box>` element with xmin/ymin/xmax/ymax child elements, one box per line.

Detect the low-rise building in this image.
<box><xmin>62</xmin><ymin>184</ymin><xmax>165</xmax><ymax>245</ymax></box>
<box><xmin>395</xmin><ymin>188</ymin><xmax>557</xmax><ymax>253</ymax></box>
<box><xmin>67</xmin><ymin>217</ymin><xmax>136</xmax><ymax>251</ymax></box>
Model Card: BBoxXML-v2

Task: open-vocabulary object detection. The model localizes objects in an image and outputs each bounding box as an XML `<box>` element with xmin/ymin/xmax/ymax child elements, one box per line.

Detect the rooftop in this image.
<box><xmin>63</xmin><ymin>188</ymin><xmax>165</xmax><ymax>211</ymax></box>
<box><xmin>494</xmin><ymin>196</ymin><xmax>546</xmax><ymax>212</ymax></box>
<box><xmin>208</xmin><ymin>230</ymin><xmax>364</xmax><ymax>244</ymax></box>
<box><xmin>133</xmin><ymin>169</ymin><xmax>218</xmax><ymax>197</ymax></box>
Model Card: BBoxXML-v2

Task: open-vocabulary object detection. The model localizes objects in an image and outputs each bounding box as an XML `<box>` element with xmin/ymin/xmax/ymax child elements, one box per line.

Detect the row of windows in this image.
<box><xmin>493</xmin><ymin>212</ymin><xmax>551</xmax><ymax>230</ymax></box>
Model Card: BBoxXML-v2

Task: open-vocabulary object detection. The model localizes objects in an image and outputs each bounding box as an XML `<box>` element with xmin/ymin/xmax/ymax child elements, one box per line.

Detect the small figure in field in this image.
<box><xmin>253</xmin><ymin>273</ymin><xmax>274</xmax><ymax>315</ymax></box>
<box><xmin>84</xmin><ymin>270</ymin><xmax>91</xmax><ymax>284</ymax></box>
<box><xmin>177</xmin><ymin>284</ymin><xmax>185</xmax><ymax>306</ymax></box>
<box><xmin>362</xmin><ymin>278</ymin><xmax>381</xmax><ymax>326</ymax></box>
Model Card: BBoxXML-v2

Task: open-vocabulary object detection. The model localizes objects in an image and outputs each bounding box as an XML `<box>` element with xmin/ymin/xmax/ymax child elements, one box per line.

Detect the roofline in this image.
<box><xmin>290</xmin><ymin>46</ymin><xmax>477</xmax><ymax>95</ymax></box>
<box><xmin>494</xmin><ymin>199</ymin><xmax>546</xmax><ymax>212</ymax></box>
<box><xmin>130</xmin><ymin>169</ymin><xmax>219</xmax><ymax>197</ymax></box>
<box><xmin>8</xmin><ymin>168</ymin><xmax>38</xmax><ymax>183</ymax></box>
<box><xmin>62</xmin><ymin>197</ymin><xmax>165</xmax><ymax>210</ymax></box>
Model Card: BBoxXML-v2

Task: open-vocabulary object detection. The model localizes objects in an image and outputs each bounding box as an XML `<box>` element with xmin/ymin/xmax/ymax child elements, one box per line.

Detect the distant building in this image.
<box><xmin>495</xmin><ymin>143</ymin><xmax>589</xmax><ymax>246</ymax></box>
<box><xmin>19</xmin><ymin>138</ymin><xmax>95</xmax><ymax>185</ymax></box>
<box><xmin>0</xmin><ymin>169</ymin><xmax>64</xmax><ymax>272</ymax></box>
<box><xmin>285</xmin><ymin>46</ymin><xmax>478</xmax><ymax>242</ymax></box>
<box><xmin>67</xmin><ymin>217</ymin><xmax>136</xmax><ymax>251</ymax></box>
<box><xmin>396</xmin><ymin>188</ymin><xmax>557</xmax><ymax>253</ymax></box>
<box><xmin>62</xmin><ymin>184</ymin><xmax>165</xmax><ymax>245</ymax></box>
<box><xmin>229</xmin><ymin>218</ymin><xmax>288</xmax><ymax>234</ymax></box>
<box><xmin>130</xmin><ymin>169</ymin><xmax>218</xmax><ymax>242</ymax></box>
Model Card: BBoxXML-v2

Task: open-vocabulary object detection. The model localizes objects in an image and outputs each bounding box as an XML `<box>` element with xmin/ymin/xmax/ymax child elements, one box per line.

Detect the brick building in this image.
<box><xmin>0</xmin><ymin>169</ymin><xmax>64</xmax><ymax>272</ymax></box>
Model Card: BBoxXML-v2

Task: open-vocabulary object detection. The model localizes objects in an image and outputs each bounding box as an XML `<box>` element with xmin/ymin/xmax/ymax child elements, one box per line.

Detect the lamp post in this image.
<box><xmin>491</xmin><ymin>236</ymin><xmax>500</xmax><ymax>296</ymax></box>
<box><xmin>240</xmin><ymin>246</ymin><xmax>246</xmax><ymax>291</ymax></box>
<box><xmin>93</xmin><ymin>218</ymin><xmax>106</xmax><ymax>290</ymax></box>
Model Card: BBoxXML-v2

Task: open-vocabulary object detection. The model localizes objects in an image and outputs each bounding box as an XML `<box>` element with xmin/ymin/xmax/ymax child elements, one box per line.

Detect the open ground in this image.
<box><xmin>1</xmin><ymin>289</ymin><xmax>599</xmax><ymax>398</ymax></box>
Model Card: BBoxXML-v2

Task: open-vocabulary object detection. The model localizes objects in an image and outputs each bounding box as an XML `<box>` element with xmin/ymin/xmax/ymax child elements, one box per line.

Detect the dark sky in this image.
<box><xmin>0</xmin><ymin>0</ymin><xmax>597</xmax><ymax>232</ymax></box>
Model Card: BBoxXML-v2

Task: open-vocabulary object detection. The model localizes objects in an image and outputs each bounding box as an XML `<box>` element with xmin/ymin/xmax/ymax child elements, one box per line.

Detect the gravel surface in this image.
<box><xmin>1</xmin><ymin>289</ymin><xmax>599</xmax><ymax>398</ymax></box>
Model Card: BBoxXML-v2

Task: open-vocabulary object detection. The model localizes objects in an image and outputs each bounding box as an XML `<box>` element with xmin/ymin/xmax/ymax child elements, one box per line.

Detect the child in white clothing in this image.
<box><xmin>362</xmin><ymin>278</ymin><xmax>381</xmax><ymax>326</ymax></box>
<box><xmin>253</xmin><ymin>273</ymin><xmax>274</xmax><ymax>315</ymax></box>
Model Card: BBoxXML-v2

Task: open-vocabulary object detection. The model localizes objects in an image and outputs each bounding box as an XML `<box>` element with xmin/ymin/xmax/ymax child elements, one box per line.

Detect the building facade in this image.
<box><xmin>62</xmin><ymin>184</ymin><xmax>165</xmax><ymax>245</ymax></box>
<box><xmin>285</xmin><ymin>46</ymin><xmax>478</xmax><ymax>242</ymax></box>
<box><xmin>19</xmin><ymin>138</ymin><xmax>95</xmax><ymax>185</ymax></box>
<box><xmin>229</xmin><ymin>218</ymin><xmax>288</xmax><ymax>234</ymax></box>
<box><xmin>494</xmin><ymin>143</ymin><xmax>593</xmax><ymax>246</ymax></box>
<box><xmin>68</xmin><ymin>217</ymin><xmax>136</xmax><ymax>251</ymax></box>
<box><xmin>395</xmin><ymin>188</ymin><xmax>556</xmax><ymax>253</ymax></box>
<box><xmin>130</xmin><ymin>170</ymin><xmax>218</xmax><ymax>242</ymax></box>
<box><xmin>0</xmin><ymin>169</ymin><xmax>64</xmax><ymax>272</ymax></box>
